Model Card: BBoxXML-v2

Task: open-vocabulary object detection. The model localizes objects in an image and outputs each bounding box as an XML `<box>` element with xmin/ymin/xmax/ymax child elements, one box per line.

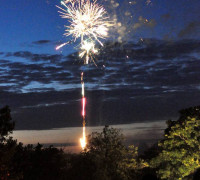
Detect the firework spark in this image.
<box><xmin>56</xmin><ymin>0</ymin><xmax>112</xmax><ymax>64</ymax></box>
<box><xmin>79</xmin><ymin>40</ymin><xmax>98</xmax><ymax>64</ymax></box>
<box><xmin>55</xmin><ymin>42</ymin><xmax>69</xmax><ymax>50</ymax></box>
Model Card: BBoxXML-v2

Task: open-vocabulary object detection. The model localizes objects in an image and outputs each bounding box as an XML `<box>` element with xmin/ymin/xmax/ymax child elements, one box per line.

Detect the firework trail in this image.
<box><xmin>80</xmin><ymin>72</ymin><xmax>86</xmax><ymax>149</ymax></box>
<box><xmin>56</xmin><ymin>0</ymin><xmax>112</xmax><ymax>64</ymax></box>
<box><xmin>56</xmin><ymin>0</ymin><xmax>112</xmax><ymax>149</ymax></box>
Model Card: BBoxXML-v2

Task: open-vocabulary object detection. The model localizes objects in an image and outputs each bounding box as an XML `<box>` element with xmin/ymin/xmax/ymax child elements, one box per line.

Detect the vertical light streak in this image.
<box><xmin>80</xmin><ymin>72</ymin><xmax>86</xmax><ymax>149</ymax></box>
<box><xmin>82</xmin><ymin>83</ymin><xmax>84</xmax><ymax>96</ymax></box>
<box><xmin>82</xmin><ymin>97</ymin><xmax>86</xmax><ymax>117</ymax></box>
<box><xmin>80</xmin><ymin>126</ymin><xmax>86</xmax><ymax>149</ymax></box>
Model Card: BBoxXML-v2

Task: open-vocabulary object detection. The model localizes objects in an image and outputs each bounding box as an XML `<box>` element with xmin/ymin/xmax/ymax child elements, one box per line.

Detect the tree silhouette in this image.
<box><xmin>0</xmin><ymin>106</ymin><xmax>16</xmax><ymax>179</ymax></box>
<box><xmin>82</xmin><ymin>125</ymin><xmax>148</xmax><ymax>180</ymax></box>
<box><xmin>0</xmin><ymin>106</ymin><xmax>15</xmax><ymax>142</ymax></box>
<box><xmin>0</xmin><ymin>106</ymin><xmax>154</xmax><ymax>180</ymax></box>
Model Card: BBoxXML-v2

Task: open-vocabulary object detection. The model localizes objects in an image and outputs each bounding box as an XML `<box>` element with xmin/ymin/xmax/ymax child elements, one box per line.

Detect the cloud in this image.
<box><xmin>178</xmin><ymin>22</ymin><xmax>200</xmax><ymax>38</ymax></box>
<box><xmin>3</xmin><ymin>88</ymin><xmax>199</xmax><ymax>130</ymax></box>
<box><xmin>32</xmin><ymin>40</ymin><xmax>51</xmax><ymax>45</ymax></box>
<box><xmin>6</xmin><ymin>51</ymin><xmax>63</xmax><ymax>63</ymax></box>
<box><xmin>2</xmin><ymin>39</ymin><xmax>200</xmax><ymax>94</ymax></box>
<box><xmin>0</xmin><ymin>39</ymin><xmax>200</xmax><ymax>130</ymax></box>
<box><xmin>161</xmin><ymin>13</ymin><xmax>171</xmax><ymax>21</ymax></box>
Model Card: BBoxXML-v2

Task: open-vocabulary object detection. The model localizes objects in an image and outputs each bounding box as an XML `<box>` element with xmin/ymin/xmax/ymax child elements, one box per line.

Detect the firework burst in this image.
<box><xmin>56</xmin><ymin>0</ymin><xmax>112</xmax><ymax>64</ymax></box>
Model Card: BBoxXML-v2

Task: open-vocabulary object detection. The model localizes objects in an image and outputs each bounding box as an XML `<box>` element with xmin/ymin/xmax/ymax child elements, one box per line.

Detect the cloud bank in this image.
<box><xmin>0</xmin><ymin>39</ymin><xmax>199</xmax><ymax>130</ymax></box>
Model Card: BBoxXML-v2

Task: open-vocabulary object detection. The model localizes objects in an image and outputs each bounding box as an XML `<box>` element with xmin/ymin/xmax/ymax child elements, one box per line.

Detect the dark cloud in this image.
<box><xmin>98</xmin><ymin>39</ymin><xmax>200</xmax><ymax>62</ymax></box>
<box><xmin>0</xmin><ymin>89</ymin><xmax>199</xmax><ymax>130</ymax></box>
<box><xmin>0</xmin><ymin>39</ymin><xmax>200</xmax><ymax>130</ymax></box>
<box><xmin>0</xmin><ymin>59</ymin><xmax>10</xmax><ymax>64</ymax></box>
<box><xmin>178</xmin><ymin>22</ymin><xmax>200</xmax><ymax>38</ymax></box>
<box><xmin>161</xmin><ymin>13</ymin><xmax>171</xmax><ymax>21</ymax></box>
<box><xmin>32</xmin><ymin>40</ymin><xmax>51</xmax><ymax>45</ymax></box>
<box><xmin>6</xmin><ymin>51</ymin><xmax>63</xmax><ymax>63</ymax></box>
<box><xmin>2</xmin><ymin>39</ymin><xmax>200</xmax><ymax>92</ymax></box>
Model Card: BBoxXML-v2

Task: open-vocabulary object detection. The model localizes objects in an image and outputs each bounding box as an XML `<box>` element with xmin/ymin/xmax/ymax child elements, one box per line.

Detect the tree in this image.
<box><xmin>0</xmin><ymin>106</ymin><xmax>16</xmax><ymax>179</ymax></box>
<box><xmin>22</xmin><ymin>143</ymin><xmax>67</xmax><ymax>180</ymax></box>
<box><xmin>165</xmin><ymin>106</ymin><xmax>200</xmax><ymax>135</ymax></box>
<box><xmin>151</xmin><ymin>116</ymin><xmax>200</xmax><ymax>179</ymax></box>
<box><xmin>0</xmin><ymin>106</ymin><xmax>15</xmax><ymax>142</ymax></box>
<box><xmin>0</xmin><ymin>106</ymin><xmax>67</xmax><ymax>180</ymax></box>
<box><xmin>82</xmin><ymin>126</ymin><xmax>147</xmax><ymax>180</ymax></box>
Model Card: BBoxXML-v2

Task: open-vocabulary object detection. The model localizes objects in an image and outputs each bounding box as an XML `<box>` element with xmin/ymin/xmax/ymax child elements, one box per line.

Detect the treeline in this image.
<box><xmin>1</xmin><ymin>106</ymin><xmax>200</xmax><ymax>180</ymax></box>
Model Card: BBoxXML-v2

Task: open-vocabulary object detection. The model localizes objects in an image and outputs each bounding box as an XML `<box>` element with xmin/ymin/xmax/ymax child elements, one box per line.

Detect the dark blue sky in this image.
<box><xmin>1</xmin><ymin>0</ymin><xmax>199</xmax><ymax>52</ymax></box>
<box><xmin>0</xmin><ymin>0</ymin><xmax>200</xmax><ymax>131</ymax></box>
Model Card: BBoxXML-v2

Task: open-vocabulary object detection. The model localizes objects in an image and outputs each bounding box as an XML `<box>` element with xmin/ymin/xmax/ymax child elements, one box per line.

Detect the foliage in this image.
<box><xmin>0</xmin><ymin>106</ymin><xmax>16</xmax><ymax>179</ymax></box>
<box><xmin>165</xmin><ymin>106</ymin><xmax>200</xmax><ymax>135</ymax></box>
<box><xmin>151</xmin><ymin>116</ymin><xmax>200</xmax><ymax>179</ymax></box>
<box><xmin>0</xmin><ymin>106</ymin><xmax>15</xmax><ymax>142</ymax></box>
<box><xmin>0</xmin><ymin>138</ymin><xmax>21</xmax><ymax>179</ymax></box>
<box><xmin>0</xmin><ymin>141</ymin><xmax>68</xmax><ymax>180</ymax></box>
<box><xmin>63</xmin><ymin>152</ymin><xmax>97</xmax><ymax>180</ymax></box>
<box><xmin>22</xmin><ymin>144</ymin><xmax>67</xmax><ymax>180</ymax></box>
<box><xmin>82</xmin><ymin>125</ymin><xmax>148</xmax><ymax>180</ymax></box>
<box><xmin>0</xmin><ymin>105</ymin><xmax>67</xmax><ymax>180</ymax></box>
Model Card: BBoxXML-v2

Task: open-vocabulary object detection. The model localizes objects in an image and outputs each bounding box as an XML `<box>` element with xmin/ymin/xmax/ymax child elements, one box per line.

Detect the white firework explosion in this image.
<box><xmin>56</xmin><ymin>0</ymin><xmax>112</xmax><ymax>64</ymax></box>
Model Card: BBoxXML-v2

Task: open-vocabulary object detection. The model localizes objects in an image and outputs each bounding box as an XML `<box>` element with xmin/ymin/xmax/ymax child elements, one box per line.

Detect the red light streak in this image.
<box><xmin>82</xmin><ymin>97</ymin><xmax>86</xmax><ymax>117</ymax></box>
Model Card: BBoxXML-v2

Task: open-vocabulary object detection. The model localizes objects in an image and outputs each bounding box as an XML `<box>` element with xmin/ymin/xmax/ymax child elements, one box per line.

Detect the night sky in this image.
<box><xmin>0</xmin><ymin>0</ymin><xmax>200</xmax><ymax>149</ymax></box>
